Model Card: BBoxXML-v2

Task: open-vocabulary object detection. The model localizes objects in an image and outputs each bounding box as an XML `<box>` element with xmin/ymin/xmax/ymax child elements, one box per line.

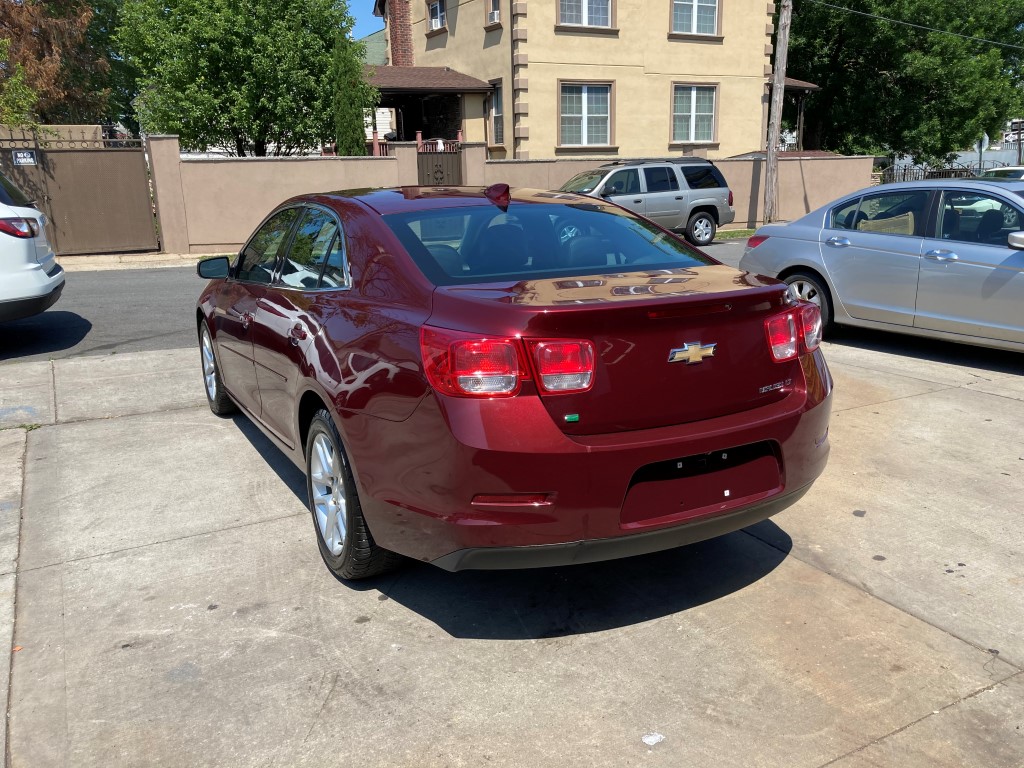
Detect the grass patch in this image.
<box><xmin>717</xmin><ymin>229</ymin><xmax>755</xmax><ymax>240</ymax></box>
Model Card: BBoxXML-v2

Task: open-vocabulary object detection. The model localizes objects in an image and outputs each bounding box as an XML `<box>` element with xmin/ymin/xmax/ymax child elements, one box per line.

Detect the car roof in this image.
<box><xmin>293</xmin><ymin>186</ymin><xmax>603</xmax><ymax>217</ymax></box>
<box><xmin>597</xmin><ymin>158</ymin><xmax>713</xmax><ymax>169</ymax></box>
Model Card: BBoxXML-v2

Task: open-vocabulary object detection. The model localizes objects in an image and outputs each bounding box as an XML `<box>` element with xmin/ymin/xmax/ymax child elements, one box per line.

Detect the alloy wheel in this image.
<box><xmin>789</xmin><ymin>278</ymin><xmax>822</xmax><ymax>307</ymax></box>
<box><xmin>201</xmin><ymin>329</ymin><xmax>218</xmax><ymax>400</ymax></box>
<box><xmin>310</xmin><ymin>433</ymin><xmax>347</xmax><ymax>556</ymax></box>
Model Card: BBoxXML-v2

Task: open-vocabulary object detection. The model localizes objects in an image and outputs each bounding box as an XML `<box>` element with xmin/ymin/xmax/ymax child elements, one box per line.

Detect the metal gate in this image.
<box><xmin>417</xmin><ymin>138</ymin><xmax>463</xmax><ymax>186</ymax></box>
<box><xmin>0</xmin><ymin>128</ymin><xmax>159</xmax><ymax>256</ymax></box>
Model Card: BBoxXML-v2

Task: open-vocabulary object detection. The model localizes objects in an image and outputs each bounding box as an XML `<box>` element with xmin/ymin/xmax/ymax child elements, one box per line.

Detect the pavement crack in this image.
<box><xmin>813</xmin><ymin>670</ymin><xmax>1024</xmax><ymax>768</ymax></box>
<box><xmin>301</xmin><ymin>671</ymin><xmax>340</xmax><ymax>744</ymax></box>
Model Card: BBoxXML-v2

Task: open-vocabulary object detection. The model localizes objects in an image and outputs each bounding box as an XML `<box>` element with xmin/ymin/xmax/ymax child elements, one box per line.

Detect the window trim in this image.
<box><xmin>668</xmin><ymin>0</ymin><xmax>722</xmax><ymax>38</ymax></box>
<box><xmin>557</xmin><ymin>0</ymin><xmax>616</xmax><ymax>29</ymax></box>
<box><xmin>669</xmin><ymin>82</ymin><xmax>719</xmax><ymax>146</ymax></box>
<box><xmin>557</xmin><ymin>80</ymin><xmax>616</xmax><ymax>149</ymax></box>
<box><xmin>489</xmin><ymin>79</ymin><xmax>505</xmax><ymax>147</ymax></box>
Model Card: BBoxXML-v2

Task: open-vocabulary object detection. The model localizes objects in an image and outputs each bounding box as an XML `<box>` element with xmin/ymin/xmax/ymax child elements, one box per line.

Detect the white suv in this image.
<box><xmin>0</xmin><ymin>172</ymin><xmax>64</xmax><ymax>322</ymax></box>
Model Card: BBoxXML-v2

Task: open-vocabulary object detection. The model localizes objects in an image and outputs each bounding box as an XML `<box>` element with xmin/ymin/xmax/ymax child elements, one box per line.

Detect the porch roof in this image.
<box><xmin>364</xmin><ymin>65</ymin><xmax>493</xmax><ymax>94</ymax></box>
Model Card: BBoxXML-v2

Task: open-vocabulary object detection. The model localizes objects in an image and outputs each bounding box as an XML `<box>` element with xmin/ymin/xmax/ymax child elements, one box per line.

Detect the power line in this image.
<box><xmin>804</xmin><ymin>0</ymin><xmax>1024</xmax><ymax>51</ymax></box>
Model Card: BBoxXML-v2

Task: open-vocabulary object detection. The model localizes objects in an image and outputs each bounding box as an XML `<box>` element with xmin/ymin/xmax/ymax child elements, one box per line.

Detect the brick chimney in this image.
<box><xmin>386</xmin><ymin>0</ymin><xmax>414</xmax><ymax>67</ymax></box>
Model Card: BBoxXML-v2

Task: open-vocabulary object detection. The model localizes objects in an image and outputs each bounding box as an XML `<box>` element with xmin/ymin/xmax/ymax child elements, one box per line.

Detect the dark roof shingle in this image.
<box><xmin>364</xmin><ymin>66</ymin><xmax>492</xmax><ymax>93</ymax></box>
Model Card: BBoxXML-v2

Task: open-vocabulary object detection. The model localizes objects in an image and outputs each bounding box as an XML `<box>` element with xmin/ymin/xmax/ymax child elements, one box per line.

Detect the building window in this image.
<box><xmin>491</xmin><ymin>82</ymin><xmax>504</xmax><ymax>145</ymax></box>
<box><xmin>672</xmin><ymin>0</ymin><xmax>717</xmax><ymax>35</ymax></box>
<box><xmin>428</xmin><ymin>0</ymin><xmax>446</xmax><ymax>30</ymax></box>
<box><xmin>559</xmin><ymin>0</ymin><xmax>611</xmax><ymax>27</ymax></box>
<box><xmin>672</xmin><ymin>85</ymin><xmax>715</xmax><ymax>143</ymax></box>
<box><xmin>560</xmin><ymin>84</ymin><xmax>611</xmax><ymax>146</ymax></box>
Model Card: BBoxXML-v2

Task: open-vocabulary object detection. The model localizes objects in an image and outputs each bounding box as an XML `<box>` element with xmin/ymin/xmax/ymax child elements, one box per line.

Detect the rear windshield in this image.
<box><xmin>558</xmin><ymin>171</ymin><xmax>606</xmax><ymax>194</ymax></box>
<box><xmin>382</xmin><ymin>202</ymin><xmax>714</xmax><ymax>286</ymax></box>
<box><xmin>0</xmin><ymin>172</ymin><xmax>33</xmax><ymax>208</ymax></box>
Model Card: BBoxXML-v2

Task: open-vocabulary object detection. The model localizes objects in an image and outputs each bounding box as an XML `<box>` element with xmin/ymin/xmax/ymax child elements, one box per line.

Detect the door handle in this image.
<box><xmin>675</xmin><ymin>196</ymin><xmax>684</xmax><ymax>200</ymax></box>
<box><xmin>825</xmin><ymin>236</ymin><xmax>850</xmax><ymax>247</ymax></box>
<box><xmin>289</xmin><ymin>324</ymin><xmax>308</xmax><ymax>345</ymax></box>
<box><xmin>924</xmin><ymin>249</ymin><xmax>959</xmax><ymax>262</ymax></box>
<box><xmin>240</xmin><ymin>312</ymin><xmax>254</xmax><ymax>331</ymax></box>
<box><xmin>633</xmin><ymin>199</ymin><xmax>643</xmax><ymax>204</ymax></box>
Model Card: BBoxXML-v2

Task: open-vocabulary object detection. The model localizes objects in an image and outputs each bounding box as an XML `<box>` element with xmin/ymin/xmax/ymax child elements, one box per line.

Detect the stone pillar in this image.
<box><xmin>145</xmin><ymin>135</ymin><xmax>190</xmax><ymax>254</ymax></box>
<box><xmin>461</xmin><ymin>143</ymin><xmax>487</xmax><ymax>186</ymax></box>
<box><xmin>391</xmin><ymin>142</ymin><xmax>419</xmax><ymax>186</ymax></box>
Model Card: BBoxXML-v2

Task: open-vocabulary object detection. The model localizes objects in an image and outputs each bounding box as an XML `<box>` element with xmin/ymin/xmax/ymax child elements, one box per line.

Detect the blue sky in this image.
<box><xmin>352</xmin><ymin>3</ymin><xmax>386</xmax><ymax>39</ymax></box>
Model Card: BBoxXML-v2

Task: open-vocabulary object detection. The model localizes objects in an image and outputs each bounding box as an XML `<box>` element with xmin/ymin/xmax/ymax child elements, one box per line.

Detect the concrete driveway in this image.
<box><xmin>0</xmin><ymin>333</ymin><xmax>1021</xmax><ymax>767</ymax></box>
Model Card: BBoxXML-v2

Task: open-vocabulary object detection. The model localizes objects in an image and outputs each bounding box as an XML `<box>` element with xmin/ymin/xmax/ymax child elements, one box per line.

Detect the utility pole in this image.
<box><xmin>764</xmin><ymin>0</ymin><xmax>793</xmax><ymax>224</ymax></box>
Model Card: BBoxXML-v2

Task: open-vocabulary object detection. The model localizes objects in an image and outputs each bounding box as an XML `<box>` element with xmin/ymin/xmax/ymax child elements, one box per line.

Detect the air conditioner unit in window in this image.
<box><xmin>488</xmin><ymin>10</ymin><xmax>500</xmax><ymax>23</ymax></box>
<box><xmin>429</xmin><ymin>17</ymin><xmax>442</xmax><ymax>30</ymax></box>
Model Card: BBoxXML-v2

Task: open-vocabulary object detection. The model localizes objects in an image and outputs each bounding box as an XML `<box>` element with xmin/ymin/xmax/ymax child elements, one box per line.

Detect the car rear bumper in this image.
<box><xmin>0</xmin><ymin>268</ymin><xmax>64</xmax><ymax>322</ymax></box>
<box><xmin>351</xmin><ymin>350</ymin><xmax>832</xmax><ymax>567</ymax></box>
<box><xmin>430</xmin><ymin>482</ymin><xmax>810</xmax><ymax>571</ymax></box>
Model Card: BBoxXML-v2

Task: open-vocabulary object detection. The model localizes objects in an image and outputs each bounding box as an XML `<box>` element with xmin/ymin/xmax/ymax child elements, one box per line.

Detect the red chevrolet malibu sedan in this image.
<box><xmin>196</xmin><ymin>185</ymin><xmax>832</xmax><ymax>580</ymax></box>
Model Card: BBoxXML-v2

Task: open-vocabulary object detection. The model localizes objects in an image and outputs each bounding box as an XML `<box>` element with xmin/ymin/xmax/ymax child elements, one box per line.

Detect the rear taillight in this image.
<box><xmin>420</xmin><ymin>328</ymin><xmax>596</xmax><ymax>397</ymax></box>
<box><xmin>764</xmin><ymin>303</ymin><xmax>822</xmax><ymax>361</ymax></box>
<box><xmin>727</xmin><ymin>190</ymin><xmax>734</xmax><ymax>207</ymax></box>
<box><xmin>420</xmin><ymin>327</ymin><xmax>525</xmax><ymax>397</ymax></box>
<box><xmin>746</xmin><ymin>234</ymin><xmax>768</xmax><ymax>249</ymax></box>
<box><xmin>528</xmin><ymin>340</ymin><xmax>595</xmax><ymax>393</ymax></box>
<box><xmin>0</xmin><ymin>218</ymin><xmax>36</xmax><ymax>239</ymax></box>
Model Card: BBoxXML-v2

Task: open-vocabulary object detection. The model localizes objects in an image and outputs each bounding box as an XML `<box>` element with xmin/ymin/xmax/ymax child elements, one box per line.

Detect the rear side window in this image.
<box><xmin>0</xmin><ymin>172</ymin><xmax>33</xmax><ymax>207</ymax></box>
<box><xmin>831</xmin><ymin>198</ymin><xmax>862</xmax><ymax>230</ymax></box>
<box><xmin>680</xmin><ymin>165</ymin><xmax>724</xmax><ymax>189</ymax></box>
<box><xmin>643</xmin><ymin>167</ymin><xmax>679</xmax><ymax>192</ymax></box>
<box><xmin>276</xmin><ymin>207</ymin><xmax>340</xmax><ymax>290</ymax></box>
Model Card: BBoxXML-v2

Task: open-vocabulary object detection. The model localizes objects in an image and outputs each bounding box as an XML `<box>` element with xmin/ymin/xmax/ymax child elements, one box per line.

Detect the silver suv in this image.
<box><xmin>559</xmin><ymin>158</ymin><xmax>735</xmax><ymax>246</ymax></box>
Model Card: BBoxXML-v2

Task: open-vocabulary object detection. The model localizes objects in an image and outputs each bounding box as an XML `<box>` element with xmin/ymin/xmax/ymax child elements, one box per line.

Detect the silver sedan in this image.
<box><xmin>739</xmin><ymin>179</ymin><xmax>1024</xmax><ymax>353</ymax></box>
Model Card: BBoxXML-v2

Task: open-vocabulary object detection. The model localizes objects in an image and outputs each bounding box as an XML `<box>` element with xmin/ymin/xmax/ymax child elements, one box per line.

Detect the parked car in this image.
<box><xmin>558</xmin><ymin>158</ymin><xmax>735</xmax><ymax>247</ymax></box>
<box><xmin>0</xmin><ymin>172</ymin><xmax>64</xmax><ymax>323</ymax></box>
<box><xmin>196</xmin><ymin>185</ymin><xmax>832</xmax><ymax>579</ymax></box>
<box><xmin>739</xmin><ymin>179</ymin><xmax>1024</xmax><ymax>352</ymax></box>
<box><xmin>977</xmin><ymin>166</ymin><xmax>1024</xmax><ymax>180</ymax></box>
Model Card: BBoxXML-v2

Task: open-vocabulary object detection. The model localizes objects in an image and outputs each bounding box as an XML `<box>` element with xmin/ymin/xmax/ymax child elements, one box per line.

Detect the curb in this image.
<box><xmin>55</xmin><ymin>253</ymin><xmax>212</xmax><ymax>273</ymax></box>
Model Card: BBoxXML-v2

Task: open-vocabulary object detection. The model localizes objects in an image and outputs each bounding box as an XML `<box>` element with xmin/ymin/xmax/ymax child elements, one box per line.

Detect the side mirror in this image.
<box><xmin>197</xmin><ymin>256</ymin><xmax>231</xmax><ymax>279</ymax></box>
<box><xmin>1008</xmin><ymin>232</ymin><xmax>1024</xmax><ymax>250</ymax></box>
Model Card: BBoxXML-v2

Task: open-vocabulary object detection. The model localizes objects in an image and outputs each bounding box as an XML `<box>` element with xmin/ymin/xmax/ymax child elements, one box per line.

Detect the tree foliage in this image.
<box><xmin>332</xmin><ymin>30</ymin><xmax>377</xmax><ymax>156</ymax></box>
<box><xmin>118</xmin><ymin>0</ymin><xmax>365</xmax><ymax>156</ymax></box>
<box><xmin>785</xmin><ymin>0</ymin><xmax>1024</xmax><ymax>162</ymax></box>
<box><xmin>0</xmin><ymin>38</ymin><xmax>37</xmax><ymax>126</ymax></box>
<box><xmin>0</xmin><ymin>1</ymin><xmax>115</xmax><ymax>124</ymax></box>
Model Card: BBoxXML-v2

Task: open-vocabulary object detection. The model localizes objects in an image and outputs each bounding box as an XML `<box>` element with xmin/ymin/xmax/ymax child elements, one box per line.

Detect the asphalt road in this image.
<box><xmin>0</xmin><ymin>266</ymin><xmax>205</xmax><ymax>364</ymax></box>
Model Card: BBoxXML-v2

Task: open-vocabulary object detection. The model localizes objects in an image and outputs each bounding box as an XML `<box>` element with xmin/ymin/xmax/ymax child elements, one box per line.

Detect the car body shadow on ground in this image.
<box><xmin>0</xmin><ymin>311</ymin><xmax>92</xmax><ymax>361</ymax></box>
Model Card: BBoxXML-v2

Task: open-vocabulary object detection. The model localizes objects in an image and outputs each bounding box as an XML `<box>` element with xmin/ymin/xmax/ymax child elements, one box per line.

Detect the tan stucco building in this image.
<box><xmin>372</xmin><ymin>0</ymin><xmax>775</xmax><ymax>160</ymax></box>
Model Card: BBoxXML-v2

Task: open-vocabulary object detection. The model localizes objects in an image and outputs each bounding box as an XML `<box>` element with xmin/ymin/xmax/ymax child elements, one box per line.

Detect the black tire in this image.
<box><xmin>305</xmin><ymin>409</ymin><xmax>401</xmax><ymax>580</ymax></box>
<box><xmin>783</xmin><ymin>271</ymin><xmax>834</xmax><ymax>335</ymax></box>
<box><xmin>199</xmin><ymin>320</ymin><xmax>237</xmax><ymax>416</ymax></box>
<box><xmin>685</xmin><ymin>211</ymin><xmax>717</xmax><ymax>246</ymax></box>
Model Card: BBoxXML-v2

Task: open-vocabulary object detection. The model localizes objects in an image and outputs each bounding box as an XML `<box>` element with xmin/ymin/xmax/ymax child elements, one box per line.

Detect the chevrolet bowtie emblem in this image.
<box><xmin>668</xmin><ymin>342</ymin><xmax>717</xmax><ymax>364</ymax></box>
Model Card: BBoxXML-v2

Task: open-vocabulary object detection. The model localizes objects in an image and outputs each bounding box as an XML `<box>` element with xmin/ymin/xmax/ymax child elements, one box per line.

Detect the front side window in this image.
<box><xmin>238</xmin><ymin>208</ymin><xmax>299</xmax><ymax>284</ymax></box>
<box><xmin>672</xmin><ymin>85</ymin><xmax>715</xmax><ymax>143</ymax></box>
<box><xmin>673</xmin><ymin>0</ymin><xmax>718</xmax><ymax>35</ymax></box>
<box><xmin>560</xmin><ymin>0</ymin><xmax>611</xmax><ymax>27</ymax></box>
<box><xmin>560</xmin><ymin>84</ymin><xmax>611</xmax><ymax>146</ymax></box>
<box><xmin>277</xmin><ymin>207</ymin><xmax>340</xmax><ymax>289</ymax></box>
<box><xmin>491</xmin><ymin>83</ymin><xmax>504</xmax><ymax>145</ymax></box>
<box><xmin>939</xmin><ymin>191</ymin><xmax>1021</xmax><ymax>246</ymax></box>
<box><xmin>428</xmin><ymin>0</ymin><xmax>446</xmax><ymax>29</ymax></box>
<box><xmin>643</xmin><ymin>166</ymin><xmax>679</xmax><ymax>193</ymax></box>
<box><xmin>603</xmin><ymin>169</ymin><xmax>641</xmax><ymax>196</ymax></box>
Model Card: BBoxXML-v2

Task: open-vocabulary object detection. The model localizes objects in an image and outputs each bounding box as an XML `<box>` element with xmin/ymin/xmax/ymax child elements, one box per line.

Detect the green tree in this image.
<box><xmin>0</xmin><ymin>38</ymin><xmax>38</xmax><ymax>126</ymax></box>
<box><xmin>332</xmin><ymin>30</ymin><xmax>378</xmax><ymax>156</ymax></box>
<box><xmin>785</xmin><ymin>0</ymin><xmax>1024</xmax><ymax>162</ymax></box>
<box><xmin>118</xmin><ymin>0</ymin><xmax>365</xmax><ymax>156</ymax></box>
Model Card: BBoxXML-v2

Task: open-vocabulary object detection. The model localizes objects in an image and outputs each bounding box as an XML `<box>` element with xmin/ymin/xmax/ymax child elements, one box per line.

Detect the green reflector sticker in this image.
<box><xmin>564</xmin><ymin>414</ymin><xmax>580</xmax><ymax>423</ymax></box>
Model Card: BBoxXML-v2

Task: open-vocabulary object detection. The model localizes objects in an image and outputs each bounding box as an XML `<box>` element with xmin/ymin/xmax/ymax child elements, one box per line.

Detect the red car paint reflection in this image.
<box><xmin>197</xmin><ymin>186</ymin><xmax>831</xmax><ymax>579</ymax></box>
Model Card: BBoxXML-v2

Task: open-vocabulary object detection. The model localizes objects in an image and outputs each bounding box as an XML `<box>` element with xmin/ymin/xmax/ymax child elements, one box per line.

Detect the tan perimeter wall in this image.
<box><xmin>149</xmin><ymin>136</ymin><xmax>874</xmax><ymax>252</ymax></box>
